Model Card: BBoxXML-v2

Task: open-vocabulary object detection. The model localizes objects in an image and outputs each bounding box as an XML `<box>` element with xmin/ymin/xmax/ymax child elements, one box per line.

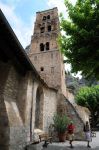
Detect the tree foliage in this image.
<box><xmin>75</xmin><ymin>85</ymin><xmax>99</xmax><ymax>127</ymax></box>
<box><xmin>59</xmin><ymin>0</ymin><xmax>99</xmax><ymax>79</ymax></box>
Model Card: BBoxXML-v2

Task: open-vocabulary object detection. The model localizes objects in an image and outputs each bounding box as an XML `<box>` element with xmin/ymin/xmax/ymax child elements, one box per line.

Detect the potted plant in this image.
<box><xmin>53</xmin><ymin>113</ymin><xmax>69</xmax><ymax>142</ymax></box>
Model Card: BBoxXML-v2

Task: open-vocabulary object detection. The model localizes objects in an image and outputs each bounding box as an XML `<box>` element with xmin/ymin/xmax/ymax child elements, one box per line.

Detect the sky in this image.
<box><xmin>0</xmin><ymin>0</ymin><xmax>81</xmax><ymax>78</ymax></box>
<box><xmin>0</xmin><ymin>0</ymin><xmax>77</xmax><ymax>48</ymax></box>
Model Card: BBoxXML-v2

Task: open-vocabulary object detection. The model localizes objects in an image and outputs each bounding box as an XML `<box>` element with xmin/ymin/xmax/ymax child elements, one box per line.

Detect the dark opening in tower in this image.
<box><xmin>48</xmin><ymin>25</ymin><xmax>51</xmax><ymax>32</ymax></box>
<box><xmin>40</xmin><ymin>27</ymin><xmax>45</xmax><ymax>33</ymax></box>
<box><xmin>46</xmin><ymin>42</ymin><xmax>49</xmax><ymax>50</ymax></box>
<box><xmin>40</xmin><ymin>43</ymin><xmax>44</xmax><ymax>51</ymax></box>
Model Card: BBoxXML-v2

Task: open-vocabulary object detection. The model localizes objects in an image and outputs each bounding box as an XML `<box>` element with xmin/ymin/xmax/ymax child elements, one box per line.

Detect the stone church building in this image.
<box><xmin>0</xmin><ymin>8</ymin><xmax>89</xmax><ymax>150</ymax></box>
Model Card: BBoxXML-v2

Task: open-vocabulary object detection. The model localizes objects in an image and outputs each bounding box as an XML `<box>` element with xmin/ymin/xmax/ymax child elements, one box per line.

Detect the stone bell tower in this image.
<box><xmin>28</xmin><ymin>7</ymin><xmax>66</xmax><ymax>94</ymax></box>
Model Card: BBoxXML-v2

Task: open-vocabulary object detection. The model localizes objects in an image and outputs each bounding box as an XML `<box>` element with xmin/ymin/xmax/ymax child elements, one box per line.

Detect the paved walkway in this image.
<box><xmin>42</xmin><ymin>132</ymin><xmax>99</xmax><ymax>150</ymax></box>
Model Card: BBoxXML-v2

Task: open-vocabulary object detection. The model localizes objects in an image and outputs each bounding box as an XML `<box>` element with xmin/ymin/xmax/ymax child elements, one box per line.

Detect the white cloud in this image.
<box><xmin>0</xmin><ymin>1</ymin><xmax>35</xmax><ymax>48</ymax></box>
<box><xmin>47</xmin><ymin>0</ymin><xmax>66</xmax><ymax>13</ymax></box>
<box><xmin>47</xmin><ymin>0</ymin><xmax>77</xmax><ymax>18</ymax></box>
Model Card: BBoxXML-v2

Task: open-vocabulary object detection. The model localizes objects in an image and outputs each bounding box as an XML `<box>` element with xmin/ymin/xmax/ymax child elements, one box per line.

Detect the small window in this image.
<box><xmin>40</xmin><ymin>27</ymin><xmax>45</xmax><ymax>33</ymax></box>
<box><xmin>47</xmin><ymin>15</ymin><xmax>50</xmax><ymax>19</ymax></box>
<box><xmin>43</xmin><ymin>16</ymin><xmax>46</xmax><ymax>21</ymax></box>
<box><xmin>46</xmin><ymin>42</ymin><xmax>49</xmax><ymax>50</ymax></box>
<box><xmin>40</xmin><ymin>43</ymin><xmax>44</xmax><ymax>51</ymax></box>
<box><xmin>48</xmin><ymin>25</ymin><xmax>51</xmax><ymax>32</ymax></box>
<box><xmin>41</xmin><ymin>67</ymin><xmax>44</xmax><ymax>71</ymax></box>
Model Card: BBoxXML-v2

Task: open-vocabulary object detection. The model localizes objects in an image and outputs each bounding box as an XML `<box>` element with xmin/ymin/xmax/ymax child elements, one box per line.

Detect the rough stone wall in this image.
<box><xmin>43</xmin><ymin>88</ymin><xmax>57</xmax><ymax>132</ymax></box>
<box><xmin>75</xmin><ymin>105</ymin><xmax>90</xmax><ymax>124</ymax></box>
<box><xmin>3</xmin><ymin>65</ymin><xmax>30</xmax><ymax>150</ymax></box>
<box><xmin>60</xmin><ymin>54</ymin><xmax>67</xmax><ymax>96</ymax></box>
<box><xmin>66</xmin><ymin>90</ymin><xmax>90</xmax><ymax>123</ymax></box>
<box><xmin>4</xmin><ymin>66</ymin><xmax>22</xmax><ymax>126</ymax></box>
<box><xmin>29</xmin><ymin>51</ymin><xmax>62</xmax><ymax>89</ymax></box>
<box><xmin>30</xmin><ymin>81</ymin><xmax>57</xmax><ymax>139</ymax></box>
<box><xmin>66</xmin><ymin>90</ymin><xmax>75</xmax><ymax>105</ymax></box>
<box><xmin>0</xmin><ymin>60</ymin><xmax>57</xmax><ymax>149</ymax></box>
<box><xmin>0</xmin><ymin>60</ymin><xmax>35</xmax><ymax>150</ymax></box>
<box><xmin>57</xmin><ymin>94</ymin><xmax>87</xmax><ymax>140</ymax></box>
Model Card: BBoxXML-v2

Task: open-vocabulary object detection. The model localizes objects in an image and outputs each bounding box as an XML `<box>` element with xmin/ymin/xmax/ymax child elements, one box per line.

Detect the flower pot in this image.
<box><xmin>58</xmin><ymin>133</ymin><xmax>66</xmax><ymax>142</ymax></box>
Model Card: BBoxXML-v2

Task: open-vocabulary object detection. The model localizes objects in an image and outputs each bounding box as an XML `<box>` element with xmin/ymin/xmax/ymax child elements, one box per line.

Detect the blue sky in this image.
<box><xmin>0</xmin><ymin>0</ymin><xmax>76</xmax><ymax>48</ymax></box>
<box><xmin>0</xmin><ymin>0</ymin><xmax>81</xmax><ymax>77</ymax></box>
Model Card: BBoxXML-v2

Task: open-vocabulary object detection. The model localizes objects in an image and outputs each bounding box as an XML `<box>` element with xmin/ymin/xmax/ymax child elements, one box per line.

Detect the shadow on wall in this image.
<box><xmin>35</xmin><ymin>86</ymin><xmax>44</xmax><ymax>130</ymax></box>
<box><xmin>0</xmin><ymin>61</ymin><xmax>10</xmax><ymax>150</ymax></box>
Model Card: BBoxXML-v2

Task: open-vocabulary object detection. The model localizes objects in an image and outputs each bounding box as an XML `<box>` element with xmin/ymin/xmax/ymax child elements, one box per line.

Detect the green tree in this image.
<box><xmin>59</xmin><ymin>0</ymin><xmax>99</xmax><ymax>79</ymax></box>
<box><xmin>75</xmin><ymin>85</ymin><xmax>99</xmax><ymax>128</ymax></box>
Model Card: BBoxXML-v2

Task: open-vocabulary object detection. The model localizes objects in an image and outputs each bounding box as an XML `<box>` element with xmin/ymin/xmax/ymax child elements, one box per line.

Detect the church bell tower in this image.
<box><xmin>28</xmin><ymin>7</ymin><xmax>66</xmax><ymax>94</ymax></box>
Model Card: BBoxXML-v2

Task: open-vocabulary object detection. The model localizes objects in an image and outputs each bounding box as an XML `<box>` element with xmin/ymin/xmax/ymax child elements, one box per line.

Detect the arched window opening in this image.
<box><xmin>46</xmin><ymin>42</ymin><xmax>49</xmax><ymax>50</ymax></box>
<box><xmin>48</xmin><ymin>25</ymin><xmax>51</xmax><ymax>32</ymax></box>
<box><xmin>43</xmin><ymin>16</ymin><xmax>46</xmax><ymax>21</ymax></box>
<box><xmin>40</xmin><ymin>43</ymin><xmax>44</xmax><ymax>51</ymax></box>
<box><xmin>40</xmin><ymin>27</ymin><xmax>45</xmax><ymax>33</ymax></box>
<box><xmin>47</xmin><ymin>15</ymin><xmax>50</xmax><ymax>19</ymax></box>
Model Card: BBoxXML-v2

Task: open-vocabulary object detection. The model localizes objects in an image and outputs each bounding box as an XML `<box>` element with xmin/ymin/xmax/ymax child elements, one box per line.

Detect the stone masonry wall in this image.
<box><xmin>31</xmin><ymin>81</ymin><xmax>58</xmax><ymax>141</ymax></box>
<box><xmin>29</xmin><ymin>50</ymin><xmax>61</xmax><ymax>89</ymax></box>
<box><xmin>0</xmin><ymin>60</ymin><xmax>34</xmax><ymax>150</ymax></box>
<box><xmin>57</xmin><ymin>94</ymin><xmax>85</xmax><ymax>140</ymax></box>
<box><xmin>66</xmin><ymin>90</ymin><xmax>90</xmax><ymax>124</ymax></box>
<box><xmin>3</xmin><ymin>65</ymin><xmax>29</xmax><ymax>150</ymax></box>
<box><xmin>43</xmin><ymin>88</ymin><xmax>57</xmax><ymax>132</ymax></box>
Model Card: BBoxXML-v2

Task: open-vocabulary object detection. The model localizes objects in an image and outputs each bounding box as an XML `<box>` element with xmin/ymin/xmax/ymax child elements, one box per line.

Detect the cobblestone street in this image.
<box><xmin>42</xmin><ymin>132</ymin><xmax>99</xmax><ymax>150</ymax></box>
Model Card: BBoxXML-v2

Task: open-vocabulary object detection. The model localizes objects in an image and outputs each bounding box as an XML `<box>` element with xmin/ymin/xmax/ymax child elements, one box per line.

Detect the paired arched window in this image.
<box><xmin>43</xmin><ymin>16</ymin><xmax>46</xmax><ymax>21</ymax></box>
<box><xmin>40</xmin><ymin>42</ymin><xmax>50</xmax><ymax>51</ymax></box>
<box><xmin>42</xmin><ymin>15</ymin><xmax>50</xmax><ymax>21</ymax></box>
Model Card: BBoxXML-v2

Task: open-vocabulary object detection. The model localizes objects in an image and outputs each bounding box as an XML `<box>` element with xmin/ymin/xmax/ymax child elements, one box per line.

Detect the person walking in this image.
<box><xmin>67</xmin><ymin>121</ymin><xmax>75</xmax><ymax>148</ymax></box>
<box><xmin>84</xmin><ymin>121</ymin><xmax>92</xmax><ymax>148</ymax></box>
